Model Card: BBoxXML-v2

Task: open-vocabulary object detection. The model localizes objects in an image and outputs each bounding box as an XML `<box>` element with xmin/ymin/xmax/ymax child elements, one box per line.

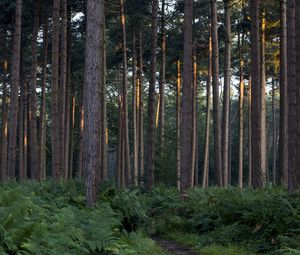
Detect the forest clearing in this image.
<box><xmin>1</xmin><ymin>0</ymin><xmax>300</xmax><ymax>254</ymax></box>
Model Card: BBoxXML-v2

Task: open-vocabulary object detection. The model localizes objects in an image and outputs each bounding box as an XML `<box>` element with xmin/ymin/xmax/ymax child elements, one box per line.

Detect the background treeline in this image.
<box><xmin>0</xmin><ymin>0</ymin><xmax>298</xmax><ymax>203</ymax></box>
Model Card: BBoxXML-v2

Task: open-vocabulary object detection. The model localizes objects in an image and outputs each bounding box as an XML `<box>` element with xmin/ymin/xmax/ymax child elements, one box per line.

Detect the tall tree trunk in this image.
<box><xmin>159</xmin><ymin>0</ymin><xmax>166</xmax><ymax>149</ymax></box>
<box><xmin>279</xmin><ymin>0</ymin><xmax>288</xmax><ymax>186</ymax></box>
<box><xmin>191</xmin><ymin>50</ymin><xmax>197</xmax><ymax>187</ymax></box>
<box><xmin>272</xmin><ymin>79</ymin><xmax>277</xmax><ymax>184</ymax></box>
<box><xmin>222</xmin><ymin>0</ymin><xmax>231</xmax><ymax>187</ymax></box>
<box><xmin>202</xmin><ymin>36</ymin><xmax>212</xmax><ymax>188</ymax></box>
<box><xmin>18</xmin><ymin>80</ymin><xmax>25</xmax><ymax>180</ymax></box>
<box><xmin>146</xmin><ymin>0</ymin><xmax>158</xmax><ymax>189</ymax></box>
<box><xmin>176</xmin><ymin>60</ymin><xmax>181</xmax><ymax>189</ymax></box>
<box><xmin>64</xmin><ymin>6</ymin><xmax>71</xmax><ymax>179</ymax></box>
<box><xmin>137</xmin><ymin>31</ymin><xmax>144</xmax><ymax>185</ymax></box>
<box><xmin>250</xmin><ymin>0</ymin><xmax>263</xmax><ymax>188</ymax></box>
<box><xmin>100</xmin><ymin>18</ymin><xmax>108</xmax><ymax>182</ymax></box>
<box><xmin>120</xmin><ymin>0</ymin><xmax>131</xmax><ymax>186</ymax></box>
<box><xmin>260</xmin><ymin>10</ymin><xmax>267</xmax><ymax>185</ymax></box>
<box><xmin>59</xmin><ymin>0</ymin><xmax>67</xmax><ymax>178</ymax></box>
<box><xmin>248</xmin><ymin>78</ymin><xmax>252</xmax><ymax>187</ymax></box>
<box><xmin>84</xmin><ymin>0</ymin><xmax>104</xmax><ymax>206</ymax></box>
<box><xmin>51</xmin><ymin>0</ymin><xmax>61</xmax><ymax>180</ymax></box>
<box><xmin>1</xmin><ymin>54</ymin><xmax>8</xmax><ymax>180</ymax></box>
<box><xmin>39</xmin><ymin>9</ymin><xmax>48</xmax><ymax>180</ymax></box>
<box><xmin>8</xmin><ymin>0</ymin><xmax>22</xmax><ymax>178</ymax></box>
<box><xmin>180</xmin><ymin>0</ymin><xmax>193</xmax><ymax>190</ymax></box>
<box><xmin>287</xmin><ymin>0</ymin><xmax>296</xmax><ymax>192</ymax></box>
<box><xmin>132</xmin><ymin>32</ymin><xmax>138</xmax><ymax>186</ymax></box>
<box><xmin>69</xmin><ymin>94</ymin><xmax>75</xmax><ymax>178</ymax></box>
<box><xmin>211</xmin><ymin>0</ymin><xmax>222</xmax><ymax>186</ymax></box>
<box><xmin>238</xmin><ymin>28</ymin><xmax>244</xmax><ymax>188</ymax></box>
<box><xmin>29</xmin><ymin>0</ymin><xmax>40</xmax><ymax>180</ymax></box>
<box><xmin>24</xmin><ymin>81</ymin><xmax>28</xmax><ymax>179</ymax></box>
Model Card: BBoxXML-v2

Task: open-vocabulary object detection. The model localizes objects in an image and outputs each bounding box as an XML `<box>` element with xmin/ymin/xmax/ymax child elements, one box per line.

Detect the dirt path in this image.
<box><xmin>152</xmin><ymin>237</ymin><xmax>199</xmax><ymax>255</ymax></box>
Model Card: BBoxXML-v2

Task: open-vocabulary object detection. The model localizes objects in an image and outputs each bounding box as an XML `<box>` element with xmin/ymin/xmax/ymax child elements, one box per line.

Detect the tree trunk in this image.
<box><xmin>272</xmin><ymin>79</ymin><xmax>277</xmax><ymax>184</ymax></box>
<box><xmin>191</xmin><ymin>50</ymin><xmax>197</xmax><ymax>187</ymax></box>
<box><xmin>250</xmin><ymin>0</ymin><xmax>263</xmax><ymax>188</ymax></box>
<box><xmin>132</xmin><ymin>32</ymin><xmax>138</xmax><ymax>186</ymax></box>
<box><xmin>120</xmin><ymin>0</ymin><xmax>131</xmax><ymax>186</ymax></box>
<box><xmin>279</xmin><ymin>0</ymin><xmax>288</xmax><ymax>186</ymax></box>
<box><xmin>211</xmin><ymin>0</ymin><xmax>222</xmax><ymax>186</ymax></box>
<box><xmin>1</xmin><ymin>52</ymin><xmax>8</xmax><ymax>180</ymax></box>
<box><xmin>84</xmin><ymin>0</ymin><xmax>104</xmax><ymax>206</ymax></box>
<box><xmin>159</xmin><ymin>0</ymin><xmax>166</xmax><ymax>149</ymax></box>
<box><xmin>146</xmin><ymin>0</ymin><xmax>158</xmax><ymax>189</ymax></box>
<box><xmin>137</xmin><ymin>31</ymin><xmax>144</xmax><ymax>186</ymax></box>
<box><xmin>238</xmin><ymin>28</ymin><xmax>244</xmax><ymax>188</ymax></box>
<box><xmin>180</xmin><ymin>0</ymin><xmax>194</xmax><ymax>191</ymax></box>
<box><xmin>248</xmin><ymin>78</ymin><xmax>252</xmax><ymax>187</ymax></box>
<box><xmin>51</xmin><ymin>0</ymin><xmax>61</xmax><ymax>180</ymax></box>
<box><xmin>8</xmin><ymin>0</ymin><xmax>22</xmax><ymax>178</ymax></box>
<box><xmin>287</xmin><ymin>0</ymin><xmax>296</xmax><ymax>192</ymax></box>
<box><xmin>202</xmin><ymin>36</ymin><xmax>212</xmax><ymax>188</ymax></box>
<box><xmin>222</xmin><ymin>0</ymin><xmax>231</xmax><ymax>187</ymax></box>
<box><xmin>260</xmin><ymin>10</ymin><xmax>267</xmax><ymax>185</ymax></box>
<box><xmin>29</xmin><ymin>0</ymin><xmax>40</xmax><ymax>181</ymax></box>
<box><xmin>176</xmin><ymin>60</ymin><xmax>181</xmax><ymax>190</ymax></box>
<box><xmin>18</xmin><ymin>80</ymin><xmax>25</xmax><ymax>180</ymax></box>
<box><xmin>39</xmin><ymin>9</ymin><xmax>48</xmax><ymax>180</ymax></box>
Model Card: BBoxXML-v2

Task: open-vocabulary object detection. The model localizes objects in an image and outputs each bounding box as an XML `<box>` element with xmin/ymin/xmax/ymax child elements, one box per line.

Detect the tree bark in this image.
<box><xmin>180</xmin><ymin>0</ymin><xmax>193</xmax><ymax>190</ymax></box>
<box><xmin>146</xmin><ymin>0</ymin><xmax>158</xmax><ymax>189</ymax></box>
<box><xmin>248</xmin><ymin>78</ymin><xmax>252</xmax><ymax>187</ymax></box>
<box><xmin>176</xmin><ymin>60</ymin><xmax>181</xmax><ymax>190</ymax></box>
<box><xmin>39</xmin><ymin>8</ymin><xmax>48</xmax><ymax>180</ymax></box>
<box><xmin>238</xmin><ymin>28</ymin><xmax>244</xmax><ymax>188</ymax></box>
<box><xmin>18</xmin><ymin>80</ymin><xmax>25</xmax><ymax>180</ymax></box>
<box><xmin>222</xmin><ymin>0</ymin><xmax>231</xmax><ymax>187</ymax></box>
<box><xmin>119</xmin><ymin>0</ymin><xmax>131</xmax><ymax>186</ymax></box>
<box><xmin>51</xmin><ymin>0</ymin><xmax>61</xmax><ymax>180</ymax></box>
<box><xmin>272</xmin><ymin>79</ymin><xmax>277</xmax><ymax>184</ymax></box>
<box><xmin>159</xmin><ymin>0</ymin><xmax>166</xmax><ymax>149</ymax></box>
<box><xmin>84</xmin><ymin>0</ymin><xmax>104</xmax><ymax>206</ymax></box>
<box><xmin>29</xmin><ymin>0</ymin><xmax>41</xmax><ymax>181</ymax></box>
<box><xmin>211</xmin><ymin>0</ymin><xmax>222</xmax><ymax>186</ymax></box>
<box><xmin>8</xmin><ymin>0</ymin><xmax>22</xmax><ymax>178</ymax></box>
<box><xmin>202</xmin><ymin>36</ymin><xmax>212</xmax><ymax>188</ymax></box>
<box><xmin>279</xmin><ymin>0</ymin><xmax>288</xmax><ymax>186</ymax></box>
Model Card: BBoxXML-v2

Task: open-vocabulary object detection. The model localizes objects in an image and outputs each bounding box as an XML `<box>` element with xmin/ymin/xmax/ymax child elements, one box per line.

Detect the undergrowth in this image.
<box><xmin>1</xmin><ymin>181</ymin><xmax>300</xmax><ymax>254</ymax></box>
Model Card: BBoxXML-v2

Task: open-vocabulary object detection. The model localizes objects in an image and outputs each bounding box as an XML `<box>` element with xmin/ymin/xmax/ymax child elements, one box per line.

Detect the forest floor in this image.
<box><xmin>152</xmin><ymin>237</ymin><xmax>199</xmax><ymax>255</ymax></box>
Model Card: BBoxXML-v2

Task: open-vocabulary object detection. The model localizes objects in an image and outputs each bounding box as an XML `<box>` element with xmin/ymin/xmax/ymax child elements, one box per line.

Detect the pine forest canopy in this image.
<box><xmin>0</xmin><ymin>0</ymin><xmax>299</xmax><ymax>205</ymax></box>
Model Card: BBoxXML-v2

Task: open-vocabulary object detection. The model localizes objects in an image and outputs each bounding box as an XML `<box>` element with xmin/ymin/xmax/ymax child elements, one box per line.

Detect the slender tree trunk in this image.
<box><xmin>211</xmin><ymin>0</ymin><xmax>222</xmax><ymax>186</ymax></box>
<box><xmin>84</xmin><ymin>0</ymin><xmax>103</xmax><ymax>206</ymax></box>
<box><xmin>261</xmin><ymin>10</ymin><xmax>267</xmax><ymax>185</ymax></box>
<box><xmin>132</xmin><ymin>32</ymin><xmax>138</xmax><ymax>186</ymax></box>
<box><xmin>58</xmin><ymin>0</ymin><xmax>67</xmax><ymax>178</ymax></box>
<box><xmin>24</xmin><ymin>81</ymin><xmax>28</xmax><ymax>179</ymax></box>
<box><xmin>191</xmin><ymin>50</ymin><xmax>197</xmax><ymax>187</ymax></box>
<box><xmin>51</xmin><ymin>0</ymin><xmax>61</xmax><ymax>180</ymax></box>
<box><xmin>146</xmin><ymin>0</ymin><xmax>158</xmax><ymax>189</ymax></box>
<box><xmin>1</xmin><ymin>56</ymin><xmax>8</xmax><ymax>180</ymax></box>
<box><xmin>176</xmin><ymin>60</ymin><xmax>181</xmax><ymax>190</ymax></box>
<box><xmin>272</xmin><ymin>79</ymin><xmax>277</xmax><ymax>184</ymax></box>
<box><xmin>159</xmin><ymin>0</ymin><xmax>166</xmax><ymax>149</ymax></box>
<box><xmin>19</xmin><ymin>80</ymin><xmax>25</xmax><ymax>180</ymax></box>
<box><xmin>137</xmin><ymin>31</ymin><xmax>144</xmax><ymax>186</ymax></box>
<box><xmin>100</xmin><ymin>18</ymin><xmax>108</xmax><ymax>182</ymax></box>
<box><xmin>180</xmin><ymin>0</ymin><xmax>193</xmax><ymax>191</ymax></box>
<box><xmin>279</xmin><ymin>0</ymin><xmax>288</xmax><ymax>186</ymax></box>
<box><xmin>287</xmin><ymin>0</ymin><xmax>296</xmax><ymax>192</ymax></box>
<box><xmin>202</xmin><ymin>37</ymin><xmax>212</xmax><ymax>188</ymax></box>
<box><xmin>248</xmin><ymin>78</ymin><xmax>252</xmax><ymax>187</ymax></box>
<box><xmin>29</xmin><ymin>0</ymin><xmax>40</xmax><ymax>180</ymax></box>
<box><xmin>238</xmin><ymin>28</ymin><xmax>244</xmax><ymax>188</ymax></box>
<box><xmin>39</xmin><ymin>10</ymin><xmax>48</xmax><ymax>180</ymax></box>
<box><xmin>64</xmin><ymin>6</ymin><xmax>71</xmax><ymax>179</ymax></box>
<box><xmin>8</xmin><ymin>0</ymin><xmax>22</xmax><ymax>178</ymax></box>
<box><xmin>119</xmin><ymin>0</ymin><xmax>131</xmax><ymax>186</ymax></box>
<box><xmin>69</xmin><ymin>94</ymin><xmax>75</xmax><ymax>178</ymax></box>
<box><xmin>250</xmin><ymin>0</ymin><xmax>263</xmax><ymax>188</ymax></box>
<box><xmin>221</xmin><ymin>0</ymin><xmax>231</xmax><ymax>187</ymax></box>
<box><xmin>78</xmin><ymin>95</ymin><xmax>84</xmax><ymax>179</ymax></box>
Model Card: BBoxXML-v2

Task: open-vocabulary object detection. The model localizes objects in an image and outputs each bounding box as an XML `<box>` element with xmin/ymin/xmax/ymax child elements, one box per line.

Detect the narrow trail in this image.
<box><xmin>152</xmin><ymin>237</ymin><xmax>199</xmax><ymax>255</ymax></box>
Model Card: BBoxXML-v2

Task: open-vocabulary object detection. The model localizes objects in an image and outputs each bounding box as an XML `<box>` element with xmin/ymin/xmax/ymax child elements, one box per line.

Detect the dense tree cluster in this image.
<box><xmin>0</xmin><ymin>0</ymin><xmax>299</xmax><ymax>204</ymax></box>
